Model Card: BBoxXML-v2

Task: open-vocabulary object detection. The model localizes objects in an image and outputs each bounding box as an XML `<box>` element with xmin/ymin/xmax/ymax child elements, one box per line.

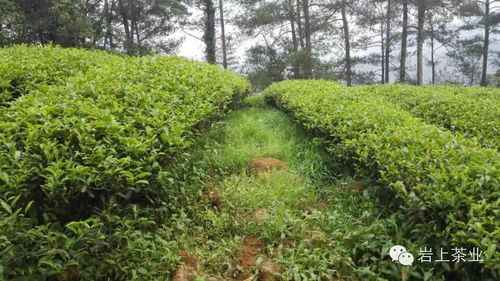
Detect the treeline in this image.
<box><xmin>0</xmin><ymin>0</ymin><xmax>228</xmax><ymax>59</ymax></box>
<box><xmin>237</xmin><ymin>0</ymin><xmax>500</xmax><ymax>88</ymax></box>
<box><xmin>0</xmin><ymin>1</ymin><xmax>499</xmax><ymax>87</ymax></box>
<box><xmin>0</xmin><ymin>0</ymin><xmax>190</xmax><ymax>55</ymax></box>
<box><xmin>0</xmin><ymin>0</ymin><xmax>187</xmax><ymax>55</ymax></box>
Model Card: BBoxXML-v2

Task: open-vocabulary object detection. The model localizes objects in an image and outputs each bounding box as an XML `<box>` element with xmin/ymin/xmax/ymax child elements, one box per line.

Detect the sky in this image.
<box><xmin>173</xmin><ymin>3</ymin><xmax>499</xmax><ymax>85</ymax></box>
<box><xmin>175</xmin><ymin>6</ymin><xmax>247</xmax><ymax>64</ymax></box>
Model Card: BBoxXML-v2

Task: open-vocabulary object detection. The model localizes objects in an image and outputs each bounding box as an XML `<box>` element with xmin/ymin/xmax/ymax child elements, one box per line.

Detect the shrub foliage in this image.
<box><xmin>363</xmin><ymin>84</ymin><xmax>500</xmax><ymax>149</ymax></box>
<box><xmin>264</xmin><ymin>80</ymin><xmax>500</xmax><ymax>277</ymax></box>
<box><xmin>0</xmin><ymin>45</ymin><xmax>114</xmax><ymax>105</ymax></box>
<box><xmin>0</xmin><ymin>45</ymin><xmax>250</xmax><ymax>280</ymax></box>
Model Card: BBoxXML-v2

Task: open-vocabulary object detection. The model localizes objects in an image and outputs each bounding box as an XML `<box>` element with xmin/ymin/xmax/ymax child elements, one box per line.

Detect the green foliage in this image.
<box><xmin>160</xmin><ymin>105</ymin><xmax>381</xmax><ymax>280</ymax></box>
<box><xmin>0</xmin><ymin>45</ymin><xmax>111</xmax><ymax>104</ymax></box>
<box><xmin>264</xmin><ymin>80</ymin><xmax>500</xmax><ymax>279</ymax></box>
<box><xmin>0</xmin><ymin>0</ymin><xmax>96</xmax><ymax>47</ymax></box>
<box><xmin>243</xmin><ymin>45</ymin><xmax>288</xmax><ymax>91</ymax></box>
<box><xmin>0</xmin><ymin>195</ymin><xmax>108</xmax><ymax>280</ymax></box>
<box><xmin>97</xmin><ymin>208</ymin><xmax>183</xmax><ymax>280</ymax></box>
<box><xmin>0</xmin><ymin>0</ymin><xmax>188</xmax><ymax>55</ymax></box>
<box><xmin>0</xmin><ymin>45</ymin><xmax>250</xmax><ymax>279</ymax></box>
<box><xmin>361</xmin><ymin>84</ymin><xmax>499</xmax><ymax>149</ymax></box>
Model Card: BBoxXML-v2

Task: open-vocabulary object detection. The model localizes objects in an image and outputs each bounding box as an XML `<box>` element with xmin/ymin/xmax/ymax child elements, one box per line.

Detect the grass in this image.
<box><xmin>162</xmin><ymin>96</ymin><xmax>386</xmax><ymax>280</ymax></box>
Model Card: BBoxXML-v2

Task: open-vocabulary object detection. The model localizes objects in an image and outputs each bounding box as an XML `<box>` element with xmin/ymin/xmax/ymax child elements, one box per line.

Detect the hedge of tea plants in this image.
<box><xmin>264</xmin><ymin>80</ymin><xmax>499</xmax><ymax>276</ymax></box>
<box><xmin>361</xmin><ymin>84</ymin><xmax>500</xmax><ymax>149</ymax></box>
<box><xmin>0</xmin><ymin>45</ymin><xmax>112</xmax><ymax>105</ymax></box>
<box><xmin>0</xmin><ymin>46</ymin><xmax>250</xmax><ymax>280</ymax></box>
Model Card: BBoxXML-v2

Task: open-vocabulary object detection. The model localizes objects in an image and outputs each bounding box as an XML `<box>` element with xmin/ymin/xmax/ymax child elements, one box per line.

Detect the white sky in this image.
<box><xmin>173</xmin><ymin>3</ymin><xmax>499</xmax><ymax>85</ymax></box>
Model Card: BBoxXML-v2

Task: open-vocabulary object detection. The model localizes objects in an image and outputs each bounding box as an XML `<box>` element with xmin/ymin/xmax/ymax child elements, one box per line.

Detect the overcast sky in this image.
<box><xmin>173</xmin><ymin>4</ymin><xmax>499</xmax><ymax>85</ymax></box>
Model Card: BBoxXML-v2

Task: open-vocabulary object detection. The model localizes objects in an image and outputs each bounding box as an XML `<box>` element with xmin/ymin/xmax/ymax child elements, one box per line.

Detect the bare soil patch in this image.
<box><xmin>248</xmin><ymin>158</ymin><xmax>286</xmax><ymax>175</ymax></box>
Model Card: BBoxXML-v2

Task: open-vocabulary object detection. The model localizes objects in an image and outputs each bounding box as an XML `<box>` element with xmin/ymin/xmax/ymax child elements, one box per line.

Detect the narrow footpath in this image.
<box><xmin>169</xmin><ymin>96</ymin><xmax>382</xmax><ymax>281</ymax></box>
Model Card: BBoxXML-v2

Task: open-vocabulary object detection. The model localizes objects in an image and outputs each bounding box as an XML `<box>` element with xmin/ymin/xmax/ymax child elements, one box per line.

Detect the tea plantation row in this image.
<box><xmin>263</xmin><ymin>80</ymin><xmax>499</xmax><ymax>278</ymax></box>
<box><xmin>0</xmin><ymin>46</ymin><xmax>250</xmax><ymax>279</ymax></box>
<box><xmin>362</xmin><ymin>84</ymin><xmax>499</xmax><ymax>149</ymax></box>
<box><xmin>0</xmin><ymin>45</ymin><xmax>114</xmax><ymax>105</ymax></box>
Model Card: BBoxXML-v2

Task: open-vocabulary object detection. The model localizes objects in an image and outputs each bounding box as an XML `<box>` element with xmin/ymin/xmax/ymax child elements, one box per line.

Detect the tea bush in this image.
<box><xmin>0</xmin><ymin>45</ymin><xmax>111</xmax><ymax>104</ymax></box>
<box><xmin>264</xmin><ymin>80</ymin><xmax>499</xmax><ymax>277</ymax></box>
<box><xmin>362</xmin><ymin>84</ymin><xmax>500</xmax><ymax>149</ymax></box>
<box><xmin>0</xmin><ymin>46</ymin><xmax>250</xmax><ymax>280</ymax></box>
<box><xmin>1</xmin><ymin>48</ymin><xmax>249</xmax><ymax>216</ymax></box>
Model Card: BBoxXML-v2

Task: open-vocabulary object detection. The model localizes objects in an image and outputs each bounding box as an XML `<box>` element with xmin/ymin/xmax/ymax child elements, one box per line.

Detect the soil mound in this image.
<box><xmin>248</xmin><ymin>158</ymin><xmax>286</xmax><ymax>175</ymax></box>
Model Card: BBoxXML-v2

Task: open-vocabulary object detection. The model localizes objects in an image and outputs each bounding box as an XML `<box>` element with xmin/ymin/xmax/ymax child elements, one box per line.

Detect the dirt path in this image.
<box><xmin>168</xmin><ymin>99</ymin><xmax>380</xmax><ymax>281</ymax></box>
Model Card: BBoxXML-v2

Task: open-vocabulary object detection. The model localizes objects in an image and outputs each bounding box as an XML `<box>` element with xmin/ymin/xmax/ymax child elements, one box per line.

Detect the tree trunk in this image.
<box><xmin>431</xmin><ymin>26</ymin><xmax>435</xmax><ymax>84</ymax></box>
<box><xmin>136</xmin><ymin>23</ymin><xmax>141</xmax><ymax>49</ymax></box>
<box><xmin>133</xmin><ymin>16</ymin><xmax>141</xmax><ymax>52</ymax></box>
<box><xmin>104</xmin><ymin>0</ymin><xmax>116</xmax><ymax>49</ymax></box>
<box><xmin>480</xmin><ymin>0</ymin><xmax>490</xmax><ymax>86</ymax></box>
<box><xmin>302</xmin><ymin>0</ymin><xmax>312</xmax><ymax>78</ymax></box>
<box><xmin>385</xmin><ymin>0</ymin><xmax>391</xmax><ymax>83</ymax></box>
<box><xmin>289</xmin><ymin>0</ymin><xmax>298</xmax><ymax>52</ymax></box>
<box><xmin>219</xmin><ymin>0</ymin><xmax>227</xmax><ymax>69</ymax></box>
<box><xmin>399</xmin><ymin>0</ymin><xmax>408</xmax><ymax>83</ymax></box>
<box><xmin>296</xmin><ymin>0</ymin><xmax>304</xmax><ymax>49</ymax></box>
<box><xmin>103</xmin><ymin>0</ymin><xmax>109</xmax><ymax>48</ymax></box>
<box><xmin>203</xmin><ymin>0</ymin><xmax>216</xmax><ymax>64</ymax></box>
<box><xmin>110</xmin><ymin>0</ymin><xmax>116</xmax><ymax>48</ymax></box>
<box><xmin>381</xmin><ymin>21</ymin><xmax>385</xmax><ymax>84</ymax></box>
<box><xmin>341</xmin><ymin>4</ymin><xmax>352</xmax><ymax>86</ymax></box>
<box><xmin>118</xmin><ymin>0</ymin><xmax>133</xmax><ymax>54</ymax></box>
<box><xmin>83</xmin><ymin>0</ymin><xmax>91</xmax><ymax>46</ymax></box>
<box><xmin>39</xmin><ymin>30</ymin><xmax>45</xmax><ymax>46</ymax></box>
<box><xmin>289</xmin><ymin>0</ymin><xmax>299</xmax><ymax>78</ymax></box>
<box><xmin>416</xmin><ymin>4</ymin><xmax>425</xmax><ymax>85</ymax></box>
<box><xmin>0</xmin><ymin>10</ymin><xmax>3</xmax><ymax>46</ymax></box>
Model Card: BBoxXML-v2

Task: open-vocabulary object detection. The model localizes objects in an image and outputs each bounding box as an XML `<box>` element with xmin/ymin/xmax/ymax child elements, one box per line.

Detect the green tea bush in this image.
<box><xmin>0</xmin><ymin>46</ymin><xmax>250</xmax><ymax>279</ymax></box>
<box><xmin>0</xmin><ymin>45</ymin><xmax>111</xmax><ymax>104</ymax></box>
<box><xmin>264</xmin><ymin>80</ymin><xmax>499</xmax><ymax>278</ymax></box>
<box><xmin>0</xmin><ymin>201</ymin><xmax>108</xmax><ymax>281</ymax></box>
<box><xmin>1</xmin><ymin>48</ymin><xmax>249</xmax><ymax>217</ymax></box>
<box><xmin>362</xmin><ymin>84</ymin><xmax>500</xmax><ymax>149</ymax></box>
